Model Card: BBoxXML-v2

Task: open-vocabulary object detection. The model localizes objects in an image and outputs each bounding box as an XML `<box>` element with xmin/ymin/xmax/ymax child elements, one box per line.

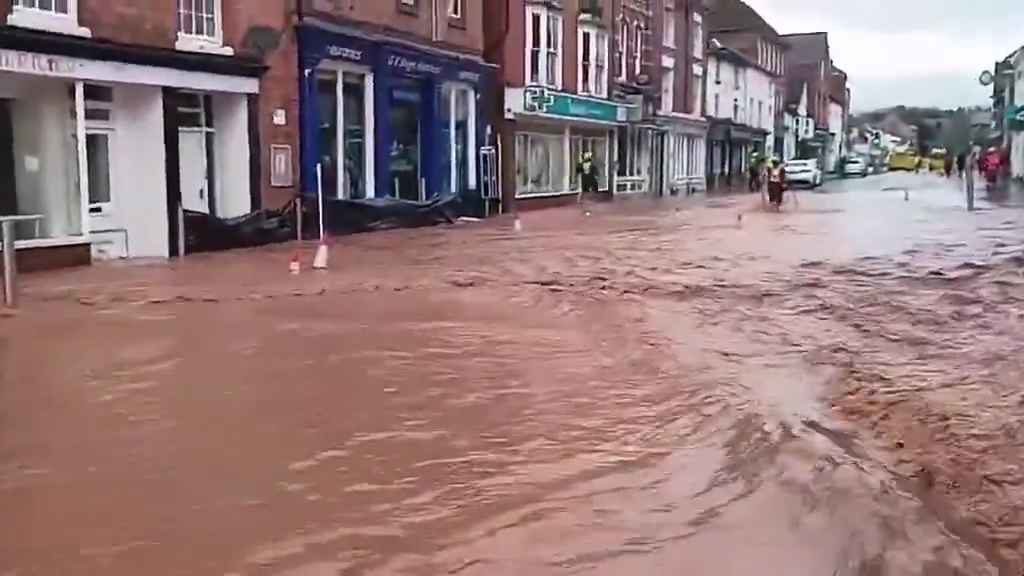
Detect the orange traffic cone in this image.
<box><xmin>289</xmin><ymin>252</ymin><xmax>301</xmax><ymax>275</ymax></box>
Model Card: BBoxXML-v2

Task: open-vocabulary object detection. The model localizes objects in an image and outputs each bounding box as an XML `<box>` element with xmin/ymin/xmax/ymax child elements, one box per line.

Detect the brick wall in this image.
<box><xmin>303</xmin><ymin>0</ymin><xmax>484</xmax><ymax>56</ymax></box>
<box><xmin>81</xmin><ymin>0</ymin><xmax>178</xmax><ymax>47</ymax></box>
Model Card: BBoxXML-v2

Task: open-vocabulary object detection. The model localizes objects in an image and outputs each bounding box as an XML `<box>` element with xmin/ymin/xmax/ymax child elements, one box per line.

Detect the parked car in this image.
<box><xmin>843</xmin><ymin>157</ymin><xmax>869</xmax><ymax>178</ymax></box>
<box><xmin>784</xmin><ymin>159</ymin><xmax>823</xmax><ymax>188</ymax></box>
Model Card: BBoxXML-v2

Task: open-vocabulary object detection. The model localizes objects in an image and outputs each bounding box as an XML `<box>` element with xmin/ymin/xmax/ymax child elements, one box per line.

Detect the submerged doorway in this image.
<box><xmin>389</xmin><ymin>79</ymin><xmax>422</xmax><ymax>201</ymax></box>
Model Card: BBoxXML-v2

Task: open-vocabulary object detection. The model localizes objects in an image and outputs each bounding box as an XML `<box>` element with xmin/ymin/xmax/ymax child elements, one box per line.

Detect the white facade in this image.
<box><xmin>0</xmin><ymin>49</ymin><xmax>257</xmax><ymax>260</ymax></box>
<box><xmin>705</xmin><ymin>53</ymin><xmax>775</xmax><ymax>145</ymax></box>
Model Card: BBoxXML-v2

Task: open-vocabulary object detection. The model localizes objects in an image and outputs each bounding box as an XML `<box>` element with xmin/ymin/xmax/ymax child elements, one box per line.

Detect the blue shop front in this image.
<box><xmin>298</xmin><ymin>24</ymin><xmax>492</xmax><ymax>213</ymax></box>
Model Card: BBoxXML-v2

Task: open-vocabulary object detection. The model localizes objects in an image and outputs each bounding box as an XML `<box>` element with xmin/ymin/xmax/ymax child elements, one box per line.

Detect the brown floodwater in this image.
<box><xmin>2</xmin><ymin>173</ymin><xmax>1023</xmax><ymax>574</ymax></box>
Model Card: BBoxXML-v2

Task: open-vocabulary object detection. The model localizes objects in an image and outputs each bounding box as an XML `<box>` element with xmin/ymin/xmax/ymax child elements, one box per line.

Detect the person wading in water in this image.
<box><xmin>577</xmin><ymin>151</ymin><xmax>598</xmax><ymax>204</ymax></box>
<box><xmin>767</xmin><ymin>159</ymin><xmax>786</xmax><ymax>211</ymax></box>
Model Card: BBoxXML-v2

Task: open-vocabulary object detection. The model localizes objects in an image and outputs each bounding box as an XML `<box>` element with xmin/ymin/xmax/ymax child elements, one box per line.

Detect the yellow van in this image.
<box><xmin>889</xmin><ymin>150</ymin><xmax>919</xmax><ymax>171</ymax></box>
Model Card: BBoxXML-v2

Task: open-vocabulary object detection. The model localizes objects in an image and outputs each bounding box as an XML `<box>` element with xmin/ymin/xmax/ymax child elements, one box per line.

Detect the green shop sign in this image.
<box><xmin>523</xmin><ymin>86</ymin><xmax>624</xmax><ymax>123</ymax></box>
<box><xmin>1008</xmin><ymin>105</ymin><xmax>1024</xmax><ymax>131</ymax></box>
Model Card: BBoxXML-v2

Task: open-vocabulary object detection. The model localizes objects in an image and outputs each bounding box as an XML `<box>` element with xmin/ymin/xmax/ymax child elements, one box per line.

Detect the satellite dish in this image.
<box><xmin>979</xmin><ymin>70</ymin><xmax>994</xmax><ymax>86</ymax></box>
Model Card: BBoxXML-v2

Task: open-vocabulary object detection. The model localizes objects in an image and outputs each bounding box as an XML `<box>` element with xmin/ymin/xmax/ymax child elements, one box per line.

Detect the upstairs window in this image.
<box><xmin>691</xmin><ymin>14</ymin><xmax>703</xmax><ymax>60</ymax></box>
<box><xmin>9</xmin><ymin>0</ymin><xmax>90</xmax><ymax>36</ymax></box>
<box><xmin>177</xmin><ymin>0</ymin><xmax>232</xmax><ymax>54</ymax></box>
<box><xmin>448</xmin><ymin>0</ymin><xmax>462</xmax><ymax>19</ymax></box>
<box><xmin>617</xmin><ymin>18</ymin><xmax>628</xmax><ymax>82</ymax></box>
<box><xmin>526</xmin><ymin>6</ymin><xmax>563</xmax><ymax>89</ymax></box>
<box><xmin>663</xmin><ymin>10</ymin><xmax>676</xmax><ymax>48</ymax></box>
<box><xmin>579</xmin><ymin>27</ymin><xmax>608</xmax><ymax>96</ymax></box>
<box><xmin>633</xmin><ymin>21</ymin><xmax>643</xmax><ymax>76</ymax></box>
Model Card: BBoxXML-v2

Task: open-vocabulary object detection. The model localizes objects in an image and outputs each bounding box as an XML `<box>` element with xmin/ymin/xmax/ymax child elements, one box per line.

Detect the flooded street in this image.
<box><xmin>5</xmin><ymin>173</ymin><xmax>1024</xmax><ymax>575</ymax></box>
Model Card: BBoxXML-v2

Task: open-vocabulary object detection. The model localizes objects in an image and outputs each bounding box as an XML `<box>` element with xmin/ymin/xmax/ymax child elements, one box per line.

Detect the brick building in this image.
<box><xmin>0</xmin><ymin>0</ymin><xmax>299</xmax><ymax>266</ymax></box>
<box><xmin>485</xmin><ymin>0</ymin><xmax>633</xmax><ymax>210</ymax></box>
<box><xmin>781</xmin><ymin>31</ymin><xmax>833</xmax><ymax>164</ymax></box>
<box><xmin>296</xmin><ymin>0</ymin><xmax>493</xmax><ymax>214</ymax></box>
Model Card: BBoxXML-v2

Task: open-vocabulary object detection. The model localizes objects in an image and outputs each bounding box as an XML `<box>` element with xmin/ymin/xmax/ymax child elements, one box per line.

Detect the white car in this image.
<box><xmin>784</xmin><ymin>159</ymin><xmax>823</xmax><ymax>188</ymax></box>
<box><xmin>843</xmin><ymin>157</ymin><xmax>869</xmax><ymax>178</ymax></box>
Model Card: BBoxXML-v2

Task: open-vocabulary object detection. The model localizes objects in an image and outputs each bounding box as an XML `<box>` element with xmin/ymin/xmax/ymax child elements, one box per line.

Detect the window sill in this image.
<box><xmin>0</xmin><ymin>236</ymin><xmax>90</xmax><ymax>251</ymax></box>
<box><xmin>6</xmin><ymin>10</ymin><xmax>92</xmax><ymax>38</ymax></box>
<box><xmin>175</xmin><ymin>36</ymin><xmax>235</xmax><ymax>56</ymax></box>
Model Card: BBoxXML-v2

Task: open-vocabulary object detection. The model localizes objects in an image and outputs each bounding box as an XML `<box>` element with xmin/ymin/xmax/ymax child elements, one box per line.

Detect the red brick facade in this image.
<box><xmin>301</xmin><ymin>0</ymin><xmax>484</xmax><ymax>56</ymax></box>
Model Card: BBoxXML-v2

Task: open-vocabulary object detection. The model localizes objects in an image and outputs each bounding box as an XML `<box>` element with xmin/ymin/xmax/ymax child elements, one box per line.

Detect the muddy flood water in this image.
<box><xmin>4</xmin><ymin>173</ymin><xmax>1024</xmax><ymax>575</ymax></box>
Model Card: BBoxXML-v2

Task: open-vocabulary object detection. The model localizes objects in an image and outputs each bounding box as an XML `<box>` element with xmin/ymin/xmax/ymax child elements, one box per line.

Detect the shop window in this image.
<box><xmin>176</xmin><ymin>0</ymin><xmax>232</xmax><ymax>55</ymax></box>
<box><xmin>578</xmin><ymin>27</ymin><xmax>608</xmax><ymax>97</ymax></box>
<box><xmin>317</xmin><ymin>68</ymin><xmax>372</xmax><ymax>200</ymax></box>
<box><xmin>9</xmin><ymin>0</ymin><xmax>90</xmax><ymax>36</ymax></box>
<box><xmin>515</xmin><ymin>132</ymin><xmax>566</xmax><ymax>197</ymax></box>
<box><xmin>570</xmin><ymin>135</ymin><xmax>608</xmax><ymax>191</ymax></box>
<box><xmin>526</xmin><ymin>5</ymin><xmax>563</xmax><ymax>89</ymax></box>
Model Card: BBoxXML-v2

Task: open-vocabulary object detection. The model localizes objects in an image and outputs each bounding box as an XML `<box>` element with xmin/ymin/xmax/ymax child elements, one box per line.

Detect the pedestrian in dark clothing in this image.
<box><xmin>748</xmin><ymin>156</ymin><xmax>761</xmax><ymax>192</ymax></box>
<box><xmin>956</xmin><ymin>153</ymin><xmax>966</xmax><ymax>178</ymax></box>
<box><xmin>576</xmin><ymin>151</ymin><xmax>598</xmax><ymax>203</ymax></box>
<box><xmin>944</xmin><ymin>155</ymin><xmax>954</xmax><ymax>178</ymax></box>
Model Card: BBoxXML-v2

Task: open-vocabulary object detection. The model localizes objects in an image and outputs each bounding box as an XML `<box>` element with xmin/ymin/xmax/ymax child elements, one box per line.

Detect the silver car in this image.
<box><xmin>843</xmin><ymin>157</ymin><xmax>869</xmax><ymax>178</ymax></box>
<box><xmin>784</xmin><ymin>159</ymin><xmax>823</xmax><ymax>188</ymax></box>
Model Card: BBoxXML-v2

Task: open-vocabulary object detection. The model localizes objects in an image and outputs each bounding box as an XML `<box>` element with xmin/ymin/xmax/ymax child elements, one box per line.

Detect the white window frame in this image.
<box><xmin>443</xmin><ymin>82</ymin><xmax>477</xmax><ymax>195</ymax></box>
<box><xmin>577</xmin><ymin>25</ymin><xmax>608</xmax><ymax>97</ymax></box>
<box><xmin>515</xmin><ymin>131</ymin><xmax>569</xmax><ymax>198</ymax></box>
<box><xmin>633</xmin><ymin>21</ymin><xmax>644</xmax><ymax>76</ymax></box>
<box><xmin>8</xmin><ymin>0</ymin><xmax>91</xmax><ymax>37</ymax></box>
<box><xmin>79</xmin><ymin>85</ymin><xmax>116</xmax><ymax>216</ymax></box>
<box><xmin>525</xmin><ymin>5</ymin><xmax>563</xmax><ymax>89</ymax></box>
<box><xmin>570</xmin><ymin>134</ymin><xmax>609</xmax><ymax>191</ymax></box>
<box><xmin>660</xmin><ymin>67</ymin><xmax>674</xmax><ymax>113</ymax></box>
<box><xmin>617</xmin><ymin>18</ymin><xmax>628</xmax><ymax>82</ymax></box>
<box><xmin>691</xmin><ymin>13</ymin><xmax>703</xmax><ymax>60</ymax></box>
<box><xmin>176</xmin><ymin>0</ymin><xmax>234</xmax><ymax>56</ymax></box>
<box><xmin>316</xmin><ymin>63</ymin><xmax>376</xmax><ymax>200</ymax></box>
<box><xmin>663</xmin><ymin>9</ymin><xmax>676</xmax><ymax>49</ymax></box>
<box><xmin>448</xmin><ymin>0</ymin><xmax>463</xmax><ymax>19</ymax></box>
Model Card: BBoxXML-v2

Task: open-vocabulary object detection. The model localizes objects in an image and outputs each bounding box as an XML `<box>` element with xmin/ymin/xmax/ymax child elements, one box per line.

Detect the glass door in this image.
<box><xmin>316</xmin><ymin>67</ymin><xmax>373</xmax><ymax>200</ymax></box>
<box><xmin>389</xmin><ymin>79</ymin><xmax>422</xmax><ymax>201</ymax></box>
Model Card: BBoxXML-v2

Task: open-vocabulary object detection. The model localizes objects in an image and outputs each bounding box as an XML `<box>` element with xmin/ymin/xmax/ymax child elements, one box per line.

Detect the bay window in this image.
<box><xmin>578</xmin><ymin>27</ymin><xmax>608</xmax><ymax>97</ymax></box>
<box><xmin>526</xmin><ymin>6</ymin><xmax>563</xmax><ymax>88</ymax></box>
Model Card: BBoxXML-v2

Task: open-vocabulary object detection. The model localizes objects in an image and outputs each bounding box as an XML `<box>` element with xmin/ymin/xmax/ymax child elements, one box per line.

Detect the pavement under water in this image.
<box><xmin>2</xmin><ymin>172</ymin><xmax>1024</xmax><ymax>575</ymax></box>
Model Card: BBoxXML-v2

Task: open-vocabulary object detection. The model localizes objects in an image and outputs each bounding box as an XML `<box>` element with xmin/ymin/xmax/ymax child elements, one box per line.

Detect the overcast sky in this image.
<box><xmin>744</xmin><ymin>0</ymin><xmax>1024</xmax><ymax>112</ymax></box>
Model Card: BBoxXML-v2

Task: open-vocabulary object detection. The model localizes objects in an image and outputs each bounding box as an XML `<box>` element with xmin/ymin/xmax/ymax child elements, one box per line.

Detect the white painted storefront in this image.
<box><xmin>0</xmin><ymin>48</ymin><xmax>257</xmax><ymax>260</ymax></box>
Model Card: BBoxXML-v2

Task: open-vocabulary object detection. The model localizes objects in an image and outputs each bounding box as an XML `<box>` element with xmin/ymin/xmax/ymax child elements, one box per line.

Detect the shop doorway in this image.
<box><xmin>176</xmin><ymin>93</ymin><xmax>215</xmax><ymax>215</ymax></box>
<box><xmin>389</xmin><ymin>79</ymin><xmax>422</xmax><ymax>201</ymax></box>
<box><xmin>0</xmin><ymin>100</ymin><xmax>15</xmax><ymax>215</ymax></box>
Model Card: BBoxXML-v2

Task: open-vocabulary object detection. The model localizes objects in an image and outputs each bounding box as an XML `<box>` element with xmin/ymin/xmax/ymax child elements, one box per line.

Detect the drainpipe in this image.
<box><xmin>431</xmin><ymin>0</ymin><xmax>440</xmax><ymax>43</ymax></box>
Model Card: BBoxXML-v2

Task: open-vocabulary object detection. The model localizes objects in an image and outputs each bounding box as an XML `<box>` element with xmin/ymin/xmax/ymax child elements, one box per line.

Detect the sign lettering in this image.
<box><xmin>0</xmin><ymin>50</ymin><xmax>76</xmax><ymax>75</ymax></box>
<box><xmin>326</xmin><ymin>45</ymin><xmax>363</xmax><ymax>62</ymax></box>
<box><xmin>387</xmin><ymin>54</ymin><xmax>442</xmax><ymax>76</ymax></box>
